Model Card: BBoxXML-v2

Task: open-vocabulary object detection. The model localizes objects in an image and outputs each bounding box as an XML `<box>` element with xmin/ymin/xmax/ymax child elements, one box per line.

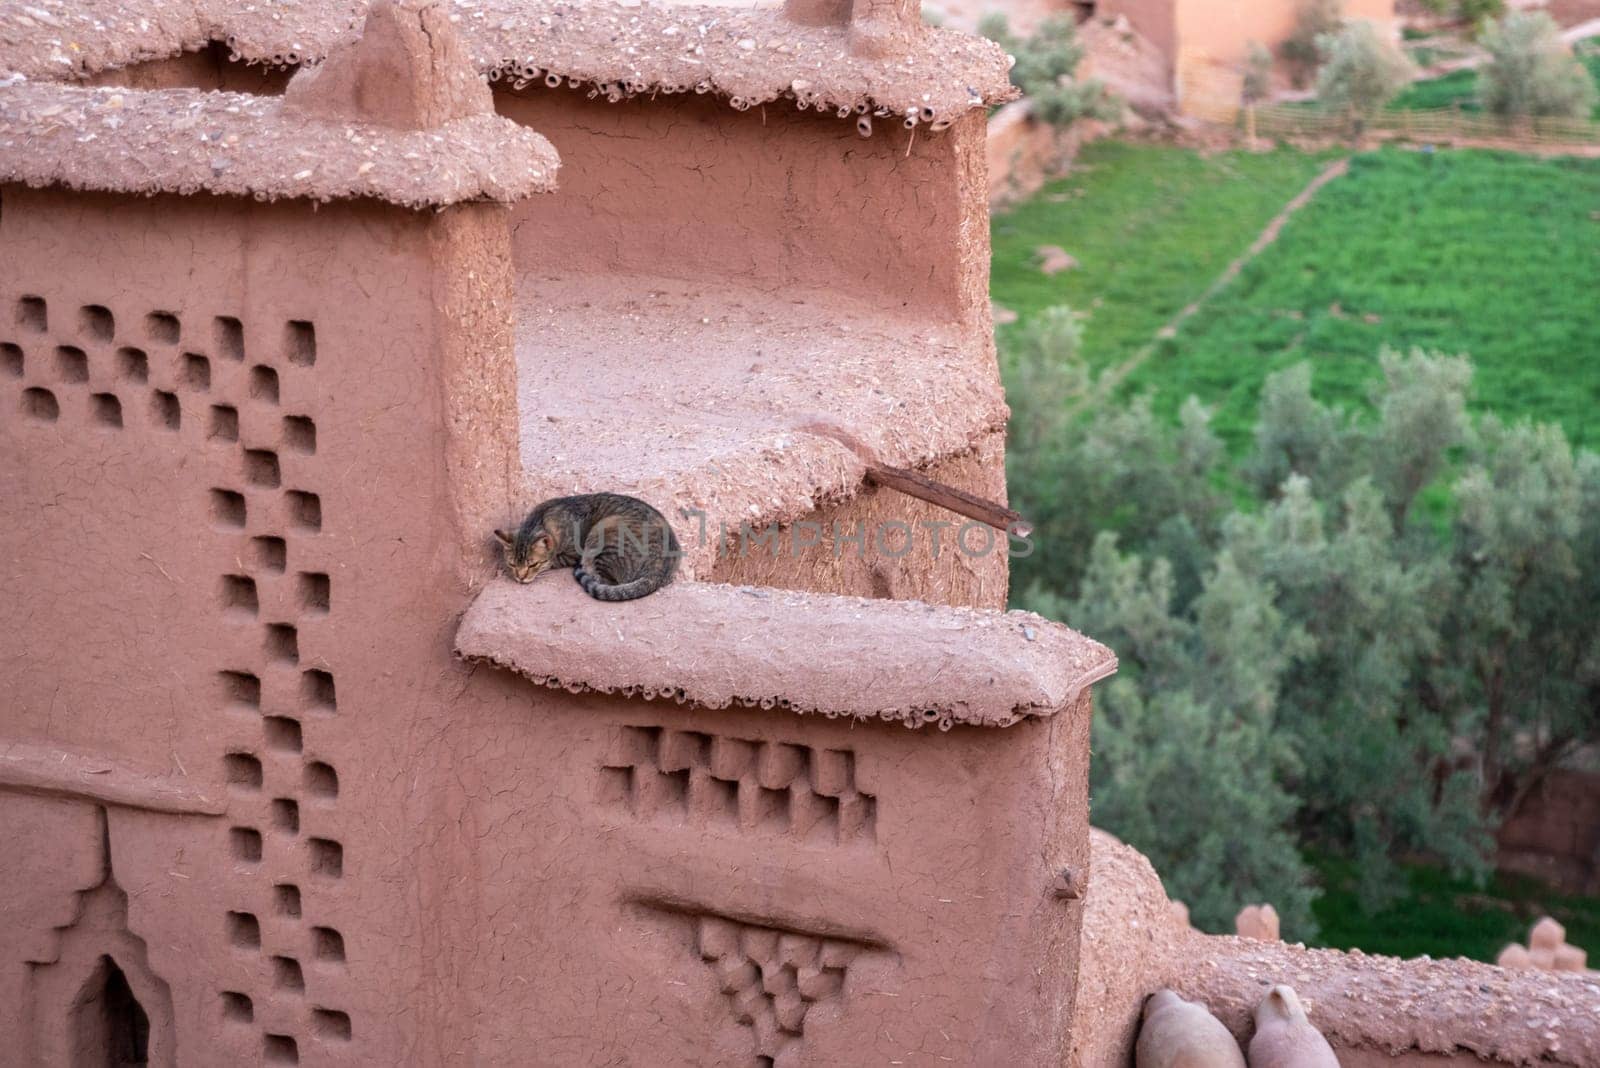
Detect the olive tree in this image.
<box><xmin>1479</xmin><ymin>11</ymin><xmax>1598</xmax><ymax>120</ymax></box>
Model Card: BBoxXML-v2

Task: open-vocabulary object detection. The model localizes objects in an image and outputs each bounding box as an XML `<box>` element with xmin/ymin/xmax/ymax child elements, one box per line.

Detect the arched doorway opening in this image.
<box><xmin>71</xmin><ymin>955</ymin><xmax>151</xmax><ymax>1067</ymax></box>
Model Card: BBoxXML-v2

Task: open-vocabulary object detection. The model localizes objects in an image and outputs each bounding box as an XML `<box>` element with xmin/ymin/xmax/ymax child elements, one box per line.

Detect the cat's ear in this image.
<box><xmin>493</xmin><ymin>528</ymin><xmax>515</xmax><ymax>548</ymax></box>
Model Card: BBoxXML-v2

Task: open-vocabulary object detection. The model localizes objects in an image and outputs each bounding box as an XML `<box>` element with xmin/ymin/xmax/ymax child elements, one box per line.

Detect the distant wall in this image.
<box><xmin>986</xmin><ymin>99</ymin><xmax>1089</xmax><ymax>210</ymax></box>
<box><xmin>1497</xmin><ymin>769</ymin><xmax>1600</xmax><ymax>894</ymax></box>
<box><xmin>1103</xmin><ymin>0</ymin><xmax>1399</xmax><ymax>117</ymax></box>
<box><xmin>1175</xmin><ymin>0</ymin><xmax>1397</xmax><ymax>68</ymax></box>
<box><xmin>1098</xmin><ymin>0</ymin><xmax>1179</xmax><ymax>70</ymax></box>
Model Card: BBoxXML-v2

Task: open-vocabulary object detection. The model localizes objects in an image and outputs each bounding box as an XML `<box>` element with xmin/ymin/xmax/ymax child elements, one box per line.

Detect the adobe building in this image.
<box><xmin>0</xmin><ymin>2</ymin><xmax>1595</xmax><ymax>1067</ymax></box>
<box><xmin>1095</xmin><ymin>0</ymin><xmax>1400</xmax><ymax>116</ymax></box>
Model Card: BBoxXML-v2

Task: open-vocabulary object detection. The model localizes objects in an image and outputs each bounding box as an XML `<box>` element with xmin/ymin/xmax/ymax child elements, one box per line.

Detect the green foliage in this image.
<box><xmin>989</xmin><ymin>111</ymin><xmax>1600</xmax><ymax>962</ymax></box>
<box><xmin>1315</xmin><ymin>21</ymin><xmax>1415</xmax><ymax>125</ymax></box>
<box><xmin>1243</xmin><ymin>41</ymin><xmax>1275</xmax><ymax>106</ymax></box>
<box><xmin>1002</xmin><ymin>306</ymin><xmax>1090</xmax><ymax>505</ymax></box>
<box><xmin>1479</xmin><ymin>11</ymin><xmax>1599</xmax><ymax>119</ymax></box>
<box><xmin>991</xmin><ymin>142</ymin><xmax>1336</xmax><ymax>372</ymax></box>
<box><xmin>1035</xmin><ymin>540</ymin><xmax>1318</xmax><ymax>933</ymax></box>
<box><xmin>1116</xmin><ymin>148</ymin><xmax>1600</xmax><ymax>454</ymax></box>
<box><xmin>1006</xmin><ymin>342</ymin><xmax>1600</xmax><ymax>938</ymax></box>
<box><xmin>1311</xmin><ymin>853</ymin><xmax>1600</xmax><ymax>963</ymax></box>
<box><xmin>1283</xmin><ymin>0</ymin><xmax>1345</xmax><ymax>87</ymax></box>
<box><xmin>1457</xmin><ymin>0</ymin><xmax>1506</xmax><ymax>35</ymax></box>
<box><xmin>980</xmin><ymin>13</ymin><xmax>1119</xmax><ymax>127</ymax></box>
<box><xmin>1393</xmin><ymin>53</ymin><xmax>1600</xmax><ymax>117</ymax></box>
<box><xmin>1410</xmin><ymin>0</ymin><xmax>1504</xmax><ymax>29</ymax></box>
<box><xmin>1391</xmin><ymin>67</ymin><xmax>1482</xmax><ymax>111</ymax></box>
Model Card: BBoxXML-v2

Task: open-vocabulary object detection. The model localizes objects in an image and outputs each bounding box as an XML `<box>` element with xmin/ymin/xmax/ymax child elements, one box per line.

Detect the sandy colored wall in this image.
<box><xmin>986</xmin><ymin>99</ymin><xmax>1088</xmax><ymax>209</ymax></box>
<box><xmin>1104</xmin><ymin>0</ymin><xmax>1397</xmax><ymax>115</ymax></box>
<box><xmin>0</xmin><ymin>184</ymin><xmax>520</xmax><ymax>1065</ymax></box>
<box><xmin>1175</xmin><ymin>0</ymin><xmax>1397</xmax><ymax>68</ymax></box>
<box><xmin>1099</xmin><ymin>0</ymin><xmax>1179</xmax><ymax>69</ymax></box>
<box><xmin>709</xmin><ymin>431</ymin><xmax>1013</xmax><ymax>609</ymax></box>
<box><xmin>493</xmin><ymin>86</ymin><xmax>993</xmax><ymax>329</ymax></box>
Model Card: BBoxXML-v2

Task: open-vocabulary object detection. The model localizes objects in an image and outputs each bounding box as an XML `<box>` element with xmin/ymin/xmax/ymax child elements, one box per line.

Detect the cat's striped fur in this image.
<box><xmin>495</xmin><ymin>493</ymin><xmax>679</xmax><ymax>601</ymax></box>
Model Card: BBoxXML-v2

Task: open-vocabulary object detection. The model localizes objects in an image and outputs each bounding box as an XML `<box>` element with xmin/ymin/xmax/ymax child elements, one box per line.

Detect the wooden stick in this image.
<box><xmin>864</xmin><ymin>462</ymin><xmax>1031</xmax><ymax>538</ymax></box>
<box><xmin>796</xmin><ymin>420</ymin><xmax>1032</xmax><ymax>538</ymax></box>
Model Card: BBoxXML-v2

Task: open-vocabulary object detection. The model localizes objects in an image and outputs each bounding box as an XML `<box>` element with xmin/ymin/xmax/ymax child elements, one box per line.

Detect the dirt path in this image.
<box><xmin>1079</xmin><ymin>156</ymin><xmax>1351</xmax><ymax>407</ymax></box>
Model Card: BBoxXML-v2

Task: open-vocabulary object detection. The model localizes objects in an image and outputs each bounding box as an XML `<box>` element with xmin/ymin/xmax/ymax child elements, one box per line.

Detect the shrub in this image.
<box><xmin>1283</xmin><ymin>0</ymin><xmax>1344</xmax><ymax>88</ymax></box>
<box><xmin>1478</xmin><ymin>11</ymin><xmax>1599</xmax><ymax>119</ymax></box>
<box><xmin>980</xmin><ymin>13</ymin><xmax>1120</xmax><ymax>128</ymax></box>
<box><xmin>1457</xmin><ymin>0</ymin><xmax>1506</xmax><ymax>35</ymax></box>
<box><xmin>1412</xmin><ymin>0</ymin><xmax>1505</xmax><ymax>32</ymax></box>
<box><xmin>1315</xmin><ymin>21</ymin><xmax>1414</xmax><ymax>128</ymax></box>
<box><xmin>1005</xmin><ymin>342</ymin><xmax>1600</xmax><ymax>937</ymax></box>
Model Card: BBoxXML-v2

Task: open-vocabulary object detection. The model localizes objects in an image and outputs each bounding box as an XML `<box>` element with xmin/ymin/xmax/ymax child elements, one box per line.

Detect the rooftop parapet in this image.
<box><xmin>0</xmin><ymin>0</ymin><xmax>558</xmax><ymax>208</ymax></box>
<box><xmin>0</xmin><ymin>0</ymin><xmax>1019</xmax><ymax>126</ymax></box>
<box><xmin>1074</xmin><ymin>830</ymin><xmax>1600</xmax><ymax>1068</ymax></box>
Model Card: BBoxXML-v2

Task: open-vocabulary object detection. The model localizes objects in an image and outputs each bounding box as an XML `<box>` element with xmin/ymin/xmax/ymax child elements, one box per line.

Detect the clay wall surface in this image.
<box><xmin>494</xmin><ymin>85</ymin><xmax>993</xmax><ymax>329</ymax></box>
<box><xmin>0</xmin><ymin>172</ymin><xmax>1086</xmax><ymax>1066</ymax></box>
<box><xmin>0</xmin><ymin>184</ymin><xmax>520</xmax><ymax>1064</ymax></box>
<box><xmin>1496</xmin><ymin>769</ymin><xmax>1600</xmax><ymax>894</ymax></box>
<box><xmin>708</xmin><ymin>432</ymin><xmax>1012</xmax><ymax>609</ymax></box>
<box><xmin>438</xmin><ymin>678</ymin><xmax>1094</xmax><ymax>1064</ymax></box>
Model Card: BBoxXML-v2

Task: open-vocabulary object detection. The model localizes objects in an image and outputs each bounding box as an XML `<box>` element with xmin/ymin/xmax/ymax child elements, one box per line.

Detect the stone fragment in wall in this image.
<box><xmin>1553</xmin><ymin>944</ymin><xmax>1587</xmax><ymax>971</ymax></box>
<box><xmin>1136</xmin><ymin>989</ymin><xmax>1246</xmax><ymax>1068</ymax></box>
<box><xmin>1529</xmin><ymin>916</ymin><xmax>1565</xmax><ymax>952</ymax></box>
<box><xmin>1234</xmin><ymin>903</ymin><xmax>1280</xmax><ymax>942</ymax></box>
<box><xmin>1247</xmin><ymin>985</ymin><xmax>1338</xmax><ymax>1068</ymax></box>
<box><xmin>1497</xmin><ymin>943</ymin><xmax>1534</xmax><ymax>969</ymax></box>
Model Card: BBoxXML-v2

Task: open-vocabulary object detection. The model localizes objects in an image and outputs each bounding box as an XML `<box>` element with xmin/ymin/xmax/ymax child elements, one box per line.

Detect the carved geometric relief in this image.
<box><xmin>602</xmin><ymin>726</ymin><xmax>876</xmax><ymax>844</ymax></box>
<box><xmin>694</xmin><ymin>914</ymin><xmax>862</xmax><ymax>1067</ymax></box>
<box><xmin>24</xmin><ymin>808</ymin><xmax>176</xmax><ymax>1068</ymax></box>
<box><xmin>4</xmin><ymin>294</ymin><xmax>350</xmax><ymax>1061</ymax></box>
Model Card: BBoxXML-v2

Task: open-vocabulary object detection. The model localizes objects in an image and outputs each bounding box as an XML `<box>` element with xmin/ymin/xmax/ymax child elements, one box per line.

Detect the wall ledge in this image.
<box><xmin>0</xmin><ymin>81</ymin><xmax>558</xmax><ymax>207</ymax></box>
<box><xmin>455</xmin><ymin>578</ymin><xmax>1115</xmax><ymax>729</ymax></box>
<box><xmin>0</xmin><ymin>739</ymin><xmax>224</xmax><ymax>815</ymax></box>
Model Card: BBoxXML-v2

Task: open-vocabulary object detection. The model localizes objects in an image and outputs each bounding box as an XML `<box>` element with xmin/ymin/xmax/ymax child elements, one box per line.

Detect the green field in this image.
<box><xmin>990</xmin><ymin>142</ymin><xmax>1336</xmax><ymax>373</ymax></box>
<box><xmin>993</xmin><ymin>145</ymin><xmax>1600</xmax><ymax>452</ymax></box>
<box><xmin>1118</xmin><ymin>148</ymin><xmax>1600</xmax><ymax>450</ymax></box>
<box><xmin>1312</xmin><ymin>854</ymin><xmax>1600</xmax><ymax>964</ymax></box>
